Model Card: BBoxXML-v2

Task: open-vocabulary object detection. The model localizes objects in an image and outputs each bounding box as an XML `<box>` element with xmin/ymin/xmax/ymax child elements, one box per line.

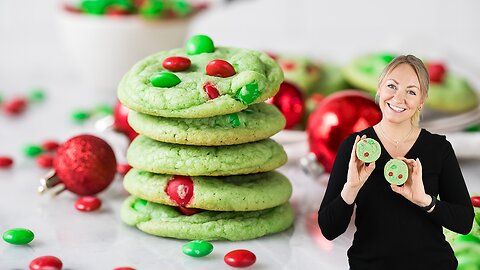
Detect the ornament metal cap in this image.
<box><xmin>38</xmin><ymin>169</ymin><xmax>66</xmax><ymax>197</ymax></box>
<box><xmin>300</xmin><ymin>152</ymin><xmax>324</xmax><ymax>178</ymax></box>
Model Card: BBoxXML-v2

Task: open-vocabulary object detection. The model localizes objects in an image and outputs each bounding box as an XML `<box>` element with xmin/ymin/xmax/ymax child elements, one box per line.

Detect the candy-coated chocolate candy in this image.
<box><xmin>71</xmin><ymin>110</ymin><xmax>90</xmax><ymax>123</ymax></box>
<box><xmin>2</xmin><ymin>228</ymin><xmax>34</xmax><ymax>245</ymax></box>
<box><xmin>224</xmin><ymin>249</ymin><xmax>256</xmax><ymax>268</ymax></box>
<box><xmin>133</xmin><ymin>198</ymin><xmax>148</xmax><ymax>211</ymax></box>
<box><xmin>398</xmin><ymin>174</ymin><xmax>403</xmax><ymax>179</ymax></box>
<box><xmin>206</xmin><ymin>60</ymin><xmax>236</xmax><ymax>78</ymax></box>
<box><xmin>163</xmin><ymin>56</ymin><xmax>191</xmax><ymax>72</ymax></box>
<box><xmin>203</xmin><ymin>82</ymin><xmax>220</xmax><ymax>99</ymax></box>
<box><xmin>0</xmin><ymin>156</ymin><xmax>13</xmax><ymax>168</ymax></box>
<box><xmin>172</xmin><ymin>0</ymin><xmax>191</xmax><ymax>16</ymax></box>
<box><xmin>3</xmin><ymin>97</ymin><xmax>27</xmax><ymax>114</ymax></box>
<box><xmin>106</xmin><ymin>6</ymin><xmax>131</xmax><ymax>16</ymax></box>
<box><xmin>117</xmin><ymin>163</ymin><xmax>132</xmax><ymax>175</ymax></box>
<box><xmin>388</xmin><ymin>172</ymin><xmax>393</xmax><ymax>176</ymax></box>
<box><xmin>75</xmin><ymin>196</ymin><xmax>102</xmax><ymax>212</ymax></box>
<box><xmin>364</xmin><ymin>152</ymin><xmax>369</xmax><ymax>157</ymax></box>
<box><xmin>427</xmin><ymin>62</ymin><xmax>446</xmax><ymax>83</ymax></box>
<box><xmin>229</xmin><ymin>113</ymin><xmax>241</xmax><ymax>128</ymax></box>
<box><xmin>166</xmin><ymin>176</ymin><xmax>194</xmax><ymax>206</ymax></box>
<box><xmin>281</xmin><ymin>62</ymin><xmax>295</xmax><ymax>71</ymax></box>
<box><xmin>139</xmin><ymin>0</ymin><xmax>164</xmax><ymax>19</ymax></box>
<box><xmin>182</xmin><ymin>240</ymin><xmax>214</xmax><ymax>257</ymax></box>
<box><xmin>36</xmin><ymin>154</ymin><xmax>54</xmax><ymax>169</ymax></box>
<box><xmin>178</xmin><ymin>206</ymin><xmax>202</xmax><ymax>216</ymax></box>
<box><xmin>113</xmin><ymin>267</ymin><xmax>136</xmax><ymax>270</ymax></box>
<box><xmin>81</xmin><ymin>0</ymin><xmax>109</xmax><ymax>15</ymax></box>
<box><xmin>186</xmin><ymin>35</ymin><xmax>215</xmax><ymax>55</ymax></box>
<box><xmin>29</xmin><ymin>255</ymin><xmax>63</xmax><ymax>270</ymax></box>
<box><xmin>235</xmin><ymin>83</ymin><xmax>260</xmax><ymax>105</ymax></box>
<box><xmin>94</xmin><ymin>104</ymin><xmax>114</xmax><ymax>115</ymax></box>
<box><xmin>150</xmin><ymin>72</ymin><xmax>181</xmax><ymax>88</ymax></box>
<box><xmin>42</xmin><ymin>140</ymin><xmax>60</xmax><ymax>151</ymax></box>
<box><xmin>23</xmin><ymin>144</ymin><xmax>43</xmax><ymax>157</ymax></box>
<box><xmin>471</xmin><ymin>196</ymin><xmax>480</xmax><ymax>208</ymax></box>
<box><xmin>28</xmin><ymin>89</ymin><xmax>45</xmax><ymax>102</ymax></box>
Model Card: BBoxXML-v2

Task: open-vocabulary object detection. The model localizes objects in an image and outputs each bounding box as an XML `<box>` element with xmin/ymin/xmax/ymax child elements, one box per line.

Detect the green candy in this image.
<box><xmin>3</xmin><ymin>228</ymin><xmax>34</xmax><ymax>245</ymax></box>
<box><xmin>182</xmin><ymin>240</ymin><xmax>214</xmax><ymax>257</ymax></box>
<box><xmin>133</xmin><ymin>198</ymin><xmax>148</xmax><ymax>211</ymax></box>
<box><xmin>150</xmin><ymin>72</ymin><xmax>181</xmax><ymax>88</ymax></box>
<box><xmin>94</xmin><ymin>104</ymin><xmax>114</xmax><ymax>115</ymax></box>
<box><xmin>80</xmin><ymin>0</ymin><xmax>109</xmax><ymax>15</ymax></box>
<box><xmin>140</xmin><ymin>0</ymin><xmax>165</xmax><ymax>19</ymax></box>
<box><xmin>172</xmin><ymin>0</ymin><xmax>191</xmax><ymax>16</ymax></box>
<box><xmin>465</xmin><ymin>124</ymin><xmax>480</xmax><ymax>133</ymax></box>
<box><xmin>186</xmin><ymin>35</ymin><xmax>215</xmax><ymax>55</ymax></box>
<box><xmin>229</xmin><ymin>113</ymin><xmax>240</xmax><ymax>128</ymax></box>
<box><xmin>28</xmin><ymin>88</ymin><xmax>45</xmax><ymax>102</ymax></box>
<box><xmin>71</xmin><ymin>110</ymin><xmax>91</xmax><ymax>122</ymax></box>
<box><xmin>235</xmin><ymin>83</ymin><xmax>260</xmax><ymax>105</ymax></box>
<box><xmin>23</xmin><ymin>145</ymin><xmax>43</xmax><ymax>157</ymax></box>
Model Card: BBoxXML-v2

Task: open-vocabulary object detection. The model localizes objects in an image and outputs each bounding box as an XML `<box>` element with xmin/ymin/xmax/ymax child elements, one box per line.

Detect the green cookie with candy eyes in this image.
<box><xmin>342</xmin><ymin>53</ymin><xmax>396</xmax><ymax>94</ymax></box>
<box><xmin>121</xmin><ymin>196</ymin><xmax>294</xmax><ymax>241</ymax></box>
<box><xmin>127</xmin><ymin>135</ymin><xmax>287</xmax><ymax>176</ymax></box>
<box><xmin>356</xmin><ymin>138</ymin><xmax>381</xmax><ymax>163</ymax></box>
<box><xmin>128</xmin><ymin>103</ymin><xmax>286</xmax><ymax>146</ymax></box>
<box><xmin>123</xmin><ymin>168</ymin><xmax>292</xmax><ymax>211</ymax></box>
<box><xmin>384</xmin><ymin>159</ymin><xmax>408</xmax><ymax>186</ymax></box>
<box><xmin>426</xmin><ymin>73</ymin><xmax>478</xmax><ymax>113</ymax></box>
<box><xmin>118</xmin><ymin>35</ymin><xmax>284</xmax><ymax>118</ymax></box>
<box><xmin>275</xmin><ymin>54</ymin><xmax>322</xmax><ymax>93</ymax></box>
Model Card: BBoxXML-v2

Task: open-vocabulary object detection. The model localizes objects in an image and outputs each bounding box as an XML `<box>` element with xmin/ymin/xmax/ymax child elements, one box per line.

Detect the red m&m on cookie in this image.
<box><xmin>206</xmin><ymin>60</ymin><xmax>236</xmax><ymax>78</ymax></box>
<box><xmin>166</xmin><ymin>176</ymin><xmax>194</xmax><ymax>206</ymax></box>
<box><xmin>163</xmin><ymin>56</ymin><xmax>191</xmax><ymax>72</ymax></box>
<box><xmin>203</xmin><ymin>82</ymin><xmax>220</xmax><ymax>100</ymax></box>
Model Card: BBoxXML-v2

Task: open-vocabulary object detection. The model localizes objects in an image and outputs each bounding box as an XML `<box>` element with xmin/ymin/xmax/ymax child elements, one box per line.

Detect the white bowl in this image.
<box><xmin>57</xmin><ymin>10</ymin><xmax>191</xmax><ymax>92</ymax></box>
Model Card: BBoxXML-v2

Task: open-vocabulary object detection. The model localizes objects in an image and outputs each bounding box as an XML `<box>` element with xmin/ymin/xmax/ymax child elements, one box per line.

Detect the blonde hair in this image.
<box><xmin>377</xmin><ymin>55</ymin><xmax>429</xmax><ymax>126</ymax></box>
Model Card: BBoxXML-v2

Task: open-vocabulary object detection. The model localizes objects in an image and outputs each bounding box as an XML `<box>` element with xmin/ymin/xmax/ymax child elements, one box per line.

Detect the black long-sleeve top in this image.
<box><xmin>318</xmin><ymin>127</ymin><xmax>474</xmax><ymax>270</ymax></box>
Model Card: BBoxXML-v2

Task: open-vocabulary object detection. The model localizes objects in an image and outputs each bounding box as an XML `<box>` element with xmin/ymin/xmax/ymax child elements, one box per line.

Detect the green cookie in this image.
<box><xmin>426</xmin><ymin>74</ymin><xmax>478</xmax><ymax>113</ymax></box>
<box><xmin>127</xmin><ymin>135</ymin><xmax>287</xmax><ymax>176</ymax></box>
<box><xmin>121</xmin><ymin>196</ymin><xmax>294</xmax><ymax>241</ymax></box>
<box><xmin>342</xmin><ymin>53</ymin><xmax>396</xmax><ymax>94</ymax></box>
<box><xmin>123</xmin><ymin>169</ymin><xmax>292</xmax><ymax>211</ymax></box>
<box><xmin>356</xmin><ymin>138</ymin><xmax>381</xmax><ymax>163</ymax></box>
<box><xmin>312</xmin><ymin>63</ymin><xmax>350</xmax><ymax>96</ymax></box>
<box><xmin>128</xmin><ymin>103</ymin><xmax>286</xmax><ymax>146</ymax></box>
<box><xmin>118</xmin><ymin>41</ymin><xmax>283</xmax><ymax>118</ymax></box>
<box><xmin>384</xmin><ymin>159</ymin><xmax>408</xmax><ymax>185</ymax></box>
<box><xmin>276</xmin><ymin>55</ymin><xmax>322</xmax><ymax>93</ymax></box>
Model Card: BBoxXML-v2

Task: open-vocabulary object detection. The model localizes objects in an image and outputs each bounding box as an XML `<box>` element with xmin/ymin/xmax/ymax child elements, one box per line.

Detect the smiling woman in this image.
<box><xmin>318</xmin><ymin>55</ymin><xmax>475</xmax><ymax>270</ymax></box>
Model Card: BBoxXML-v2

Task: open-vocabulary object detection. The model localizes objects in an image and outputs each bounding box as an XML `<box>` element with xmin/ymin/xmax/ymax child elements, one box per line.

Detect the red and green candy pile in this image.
<box><xmin>1</xmin><ymin>88</ymin><xmax>46</xmax><ymax>115</ymax></box>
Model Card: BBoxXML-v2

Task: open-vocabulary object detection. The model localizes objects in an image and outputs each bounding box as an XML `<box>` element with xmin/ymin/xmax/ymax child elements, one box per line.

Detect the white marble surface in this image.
<box><xmin>1</xmin><ymin>1</ymin><xmax>480</xmax><ymax>269</ymax></box>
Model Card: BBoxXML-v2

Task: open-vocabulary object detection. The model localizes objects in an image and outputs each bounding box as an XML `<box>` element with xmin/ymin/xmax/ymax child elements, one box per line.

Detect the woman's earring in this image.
<box><xmin>418</xmin><ymin>107</ymin><xmax>422</xmax><ymax>111</ymax></box>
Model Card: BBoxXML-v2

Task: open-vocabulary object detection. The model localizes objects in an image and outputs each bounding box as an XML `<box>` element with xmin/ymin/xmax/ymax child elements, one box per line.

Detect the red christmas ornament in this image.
<box><xmin>266</xmin><ymin>81</ymin><xmax>305</xmax><ymax>129</ymax></box>
<box><xmin>471</xmin><ymin>196</ymin><xmax>480</xmax><ymax>208</ymax></box>
<box><xmin>114</xmin><ymin>101</ymin><xmax>138</xmax><ymax>141</ymax></box>
<box><xmin>307</xmin><ymin>90</ymin><xmax>381</xmax><ymax>173</ymax></box>
<box><xmin>38</xmin><ymin>134</ymin><xmax>117</xmax><ymax>196</ymax></box>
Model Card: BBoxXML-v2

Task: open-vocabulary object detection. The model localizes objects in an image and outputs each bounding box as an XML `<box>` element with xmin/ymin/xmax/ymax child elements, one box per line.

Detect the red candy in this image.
<box><xmin>3</xmin><ymin>97</ymin><xmax>27</xmax><ymax>115</ymax></box>
<box><xmin>114</xmin><ymin>268</ymin><xmax>136</xmax><ymax>270</ymax></box>
<box><xmin>29</xmin><ymin>255</ymin><xmax>63</xmax><ymax>270</ymax></box>
<box><xmin>42</xmin><ymin>140</ymin><xmax>60</xmax><ymax>151</ymax></box>
<box><xmin>364</xmin><ymin>152</ymin><xmax>369</xmax><ymax>157</ymax></box>
<box><xmin>36</xmin><ymin>154</ymin><xmax>54</xmax><ymax>169</ymax></box>
<box><xmin>163</xmin><ymin>56</ymin><xmax>191</xmax><ymax>72</ymax></box>
<box><xmin>398</xmin><ymin>174</ymin><xmax>403</xmax><ymax>179</ymax></box>
<box><xmin>75</xmin><ymin>196</ymin><xmax>102</xmax><ymax>212</ymax></box>
<box><xmin>281</xmin><ymin>62</ymin><xmax>295</xmax><ymax>71</ymax></box>
<box><xmin>427</xmin><ymin>62</ymin><xmax>446</xmax><ymax>83</ymax></box>
<box><xmin>0</xmin><ymin>156</ymin><xmax>13</xmax><ymax>168</ymax></box>
<box><xmin>165</xmin><ymin>176</ymin><xmax>194</xmax><ymax>206</ymax></box>
<box><xmin>206</xmin><ymin>60</ymin><xmax>236</xmax><ymax>78</ymax></box>
<box><xmin>203</xmin><ymin>82</ymin><xmax>220</xmax><ymax>100</ymax></box>
<box><xmin>388</xmin><ymin>172</ymin><xmax>393</xmax><ymax>176</ymax></box>
<box><xmin>224</xmin><ymin>249</ymin><xmax>256</xmax><ymax>268</ymax></box>
<box><xmin>117</xmin><ymin>163</ymin><xmax>132</xmax><ymax>175</ymax></box>
<box><xmin>471</xmin><ymin>196</ymin><xmax>480</xmax><ymax>208</ymax></box>
<box><xmin>106</xmin><ymin>7</ymin><xmax>131</xmax><ymax>16</ymax></box>
<box><xmin>178</xmin><ymin>206</ymin><xmax>202</xmax><ymax>216</ymax></box>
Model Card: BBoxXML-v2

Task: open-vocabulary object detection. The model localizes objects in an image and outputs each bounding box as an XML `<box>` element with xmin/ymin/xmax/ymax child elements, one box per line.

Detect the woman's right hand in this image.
<box><xmin>341</xmin><ymin>135</ymin><xmax>376</xmax><ymax>204</ymax></box>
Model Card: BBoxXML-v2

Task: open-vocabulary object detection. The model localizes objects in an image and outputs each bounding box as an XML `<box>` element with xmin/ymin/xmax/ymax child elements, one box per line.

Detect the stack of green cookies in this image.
<box><xmin>118</xmin><ymin>35</ymin><xmax>294</xmax><ymax>241</ymax></box>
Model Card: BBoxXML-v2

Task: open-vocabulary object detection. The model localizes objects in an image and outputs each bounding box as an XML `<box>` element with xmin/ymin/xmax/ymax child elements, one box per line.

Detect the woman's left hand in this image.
<box><xmin>390</xmin><ymin>158</ymin><xmax>432</xmax><ymax>207</ymax></box>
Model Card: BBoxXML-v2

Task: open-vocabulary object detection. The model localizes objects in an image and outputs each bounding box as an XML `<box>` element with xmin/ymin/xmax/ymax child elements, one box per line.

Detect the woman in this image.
<box><xmin>318</xmin><ymin>55</ymin><xmax>474</xmax><ymax>269</ymax></box>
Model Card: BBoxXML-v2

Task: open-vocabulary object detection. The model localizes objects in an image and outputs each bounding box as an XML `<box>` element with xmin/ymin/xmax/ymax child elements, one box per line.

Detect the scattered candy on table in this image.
<box><xmin>182</xmin><ymin>240</ymin><xmax>214</xmax><ymax>257</ymax></box>
<box><xmin>36</xmin><ymin>154</ymin><xmax>54</xmax><ymax>169</ymax></box>
<box><xmin>29</xmin><ymin>255</ymin><xmax>63</xmax><ymax>270</ymax></box>
<box><xmin>2</xmin><ymin>228</ymin><xmax>35</xmax><ymax>245</ymax></box>
<box><xmin>0</xmin><ymin>156</ymin><xmax>14</xmax><ymax>169</ymax></box>
<box><xmin>23</xmin><ymin>144</ymin><xmax>44</xmax><ymax>157</ymax></box>
<box><xmin>224</xmin><ymin>249</ymin><xmax>256</xmax><ymax>268</ymax></box>
<box><xmin>113</xmin><ymin>267</ymin><xmax>136</xmax><ymax>270</ymax></box>
<box><xmin>75</xmin><ymin>196</ymin><xmax>102</xmax><ymax>212</ymax></box>
<box><xmin>41</xmin><ymin>140</ymin><xmax>60</xmax><ymax>151</ymax></box>
<box><xmin>28</xmin><ymin>88</ymin><xmax>46</xmax><ymax>102</ymax></box>
<box><xmin>71</xmin><ymin>103</ymin><xmax>114</xmax><ymax>124</ymax></box>
<box><xmin>3</xmin><ymin>97</ymin><xmax>27</xmax><ymax>115</ymax></box>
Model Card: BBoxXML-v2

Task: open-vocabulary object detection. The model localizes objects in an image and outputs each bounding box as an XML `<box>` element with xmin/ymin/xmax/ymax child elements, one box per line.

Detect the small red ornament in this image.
<box><xmin>206</xmin><ymin>60</ymin><xmax>236</xmax><ymax>78</ymax></box>
<box><xmin>3</xmin><ymin>97</ymin><xmax>27</xmax><ymax>115</ymax></box>
<box><xmin>38</xmin><ymin>135</ymin><xmax>117</xmax><ymax>196</ymax></box>
<box><xmin>165</xmin><ymin>176</ymin><xmax>194</xmax><ymax>206</ymax></box>
<box><xmin>75</xmin><ymin>196</ymin><xmax>102</xmax><ymax>212</ymax></box>
<box><xmin>471</xmin><ymin>196</ymin><xmax>480</xmax><ymax>208</ymax></box>
<box><xmin>203</xmin><ymin>82</ymin><xmax>220</xmax><ymax>100</ymax></box>
<box><xmin>114</xmin><ymin>101</ymin><xmax>138</xmax><ymax>142</ymax></box>
<box><xmin>307</xmin><ymin>90</ymin><xmax>382</xmax><ymax>173</ymax></box>
<box><xmin>427</xmin><ymin>62</ymin><xmax>446</xmax><ymax>83</ymax></box>
<box><xmin>224</xmin><ymin>249</ymin><xmax>256</xmax><ymax>268</ymax></box>
<box><xmin>266</xmin><ymin>81</ymin><xmax>305</xmax><ymax>129</ymax></box>
<box><xmin>163</xmin><ymin>56</ymin><xmax>191</xmax><ymax>72</ymax></box>
<box><xmin>29</xmin><ymin>255</ymin><xmax>63</xmax><ymax>270</ymax></box>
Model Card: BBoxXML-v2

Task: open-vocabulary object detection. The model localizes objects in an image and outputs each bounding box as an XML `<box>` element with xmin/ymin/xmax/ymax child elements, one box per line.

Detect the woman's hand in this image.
<box><xmin>390</xmin><ymin>158</ymin><xmax>432</xmax><ymax>208</ymax></box>
<box><xmin>341</xmin><ymin>135</ymin><xmax>376</xmax><ymax>204</ymax></box>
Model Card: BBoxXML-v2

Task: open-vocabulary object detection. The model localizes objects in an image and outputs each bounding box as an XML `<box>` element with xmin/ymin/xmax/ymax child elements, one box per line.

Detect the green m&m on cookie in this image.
<box><xmin>356</xmin><ymin>138</ymin><xmax>381</xmax><ymax>163</ymax></box>
<box><xmin>384</xmin><ymin>159</ymin><xmax>408</xmax><ymax>186</ymax></box>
